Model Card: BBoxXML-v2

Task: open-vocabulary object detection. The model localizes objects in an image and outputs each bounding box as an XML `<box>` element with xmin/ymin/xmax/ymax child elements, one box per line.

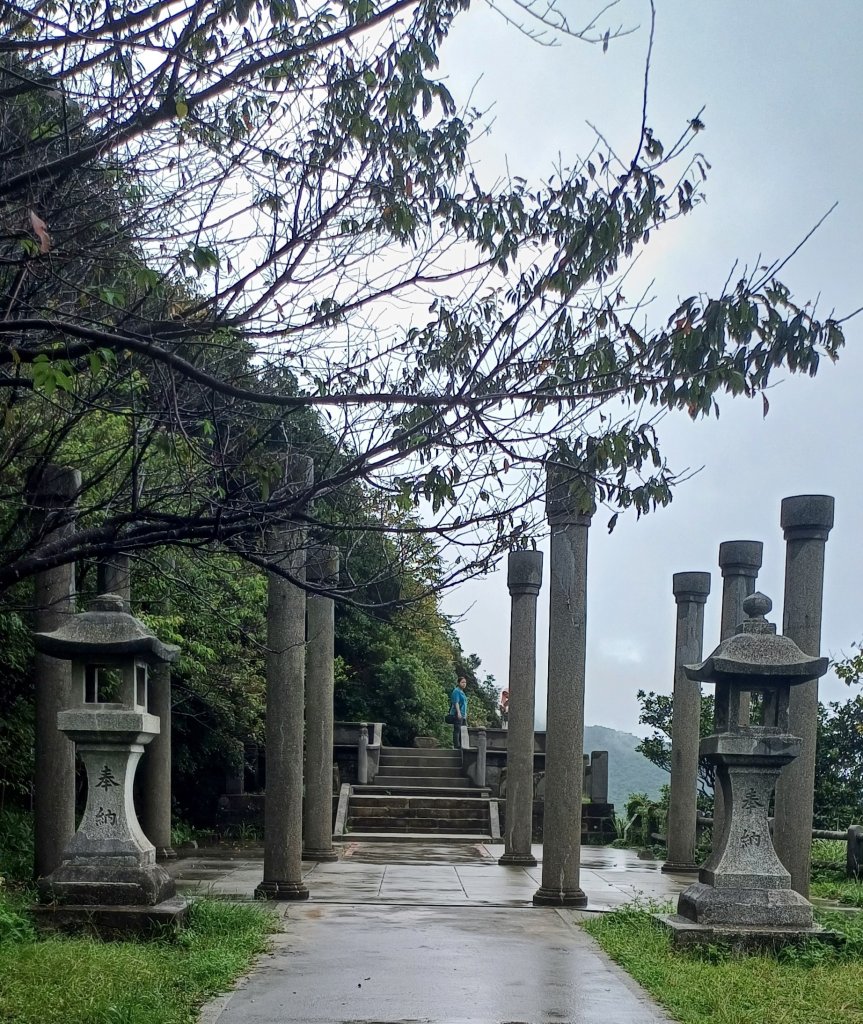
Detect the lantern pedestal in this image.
<box><xmin>34</xmin><ymin>710</ymin><xmax>187</xmax><ymax>935</ymax></box>
<box><xmin>38</xmin><ymin>710</ymin><xmax>176</xmax><ymax>908</ymax></box>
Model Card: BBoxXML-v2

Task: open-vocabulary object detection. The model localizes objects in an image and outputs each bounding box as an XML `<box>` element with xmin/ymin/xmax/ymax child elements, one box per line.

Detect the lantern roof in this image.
<box><xmin>33</xmin><ymin>593</ymin><xmax>179</xmax><ymax>664</ymax></box>
<box><xmin>684</xmin><ymin>592</ymin><xmax>827</xmax><ymax>684</ymax></box>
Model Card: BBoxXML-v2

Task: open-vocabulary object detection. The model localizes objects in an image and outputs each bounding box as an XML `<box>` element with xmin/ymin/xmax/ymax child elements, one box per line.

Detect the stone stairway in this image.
<box><xmin>343</xmin><ymin>747</ymin><xmax>495</xmax><ymax>841</ymax></box>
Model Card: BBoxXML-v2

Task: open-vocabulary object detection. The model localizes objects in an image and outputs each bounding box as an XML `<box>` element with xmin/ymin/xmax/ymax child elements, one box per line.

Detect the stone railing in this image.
<box><xmin>333</xmin><ymin>721</ymin><xmax>383</xmax><ymax>784</ymax></box>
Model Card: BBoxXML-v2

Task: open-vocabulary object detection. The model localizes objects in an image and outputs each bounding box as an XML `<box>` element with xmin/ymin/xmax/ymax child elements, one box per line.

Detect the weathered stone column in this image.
<box><xmin>357</xmin><ymin>724</ymin><xmax>369</xmax><ymax>785</ymax></box>
<box><xmin>711</xmin><ymin>541</ymin><xmax>762</xmax><ymax>848</ymax></box>
<box><xmin>476</xmin><ymin>728</ymin><xmax>487</xmax><ymax>789</ymax></box>
<box><xmin>255</xmin><ymin>455</ymin><xmax>313</xmax><ymax>901</ymax></box>
<box><xmin>98</xmin><ymin>554</ymin><xmax>131</xmax><ymax>610</ymax></box>
<box><xmin>110</xmin><ymin>552</ymin><xmax>177</xmax><ymax>861</ymax></box>
<box><xmin>663</xmin><ymin>572</ymin><xmax>710</xmax><ymax>874</ymax></box>
<box><xmin>533</xmin><ymin>465</ymin><xmax>592</xmax><ymax>907</ymax></box>
<box><xmin>773</xmin><ymin>495</ymin><xmax>834</xmax><ymax>897</ymax></box>
<box><xmin>303</xmin><ymin>544</ymin><xmax>339</xmax><ymax>862</ymax></box>
<box><xmin>31</xmin><ymin>465</ymin><xmax>80</xmax><ymax>879</ymax></box>
<box><xmin>588</xmin><ymin>750</ymin><xmax>608</xmax><ymax>803</ymax></box>
<box><xmin>142</xmin><ymin>658</ymin><xmax>175</xmax><ymax>859</ymax></box>
<box><xmin>500</xmin><ymin>549</ymin><xmax>543</xmax><ymax>867</ymax></box>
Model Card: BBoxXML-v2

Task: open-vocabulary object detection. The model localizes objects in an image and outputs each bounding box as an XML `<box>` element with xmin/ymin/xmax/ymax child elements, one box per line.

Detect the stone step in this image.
<box><xmin>353</xmin><ymin>784</ymin><xmax>490</xmax><ymax>798</ymax></box>
<box><xmin>369</xmin><ymin>775</ymin><xmax>473</xmax><ymax>789</ymax></box>
<box><xmin>379</xmin><ymin>755</ymin><xmax>462</xmax><ymax>769</ymax></box>
<box><xmin>381</xmin><ymin>746</ymin><xmax>461</xmax><ymax>758</ymax></box>
<box><xmin>348</xmin><ymin>805</ymin><xmax>489</xmax><ymax>820</ymax></box>
<box><xmin>376</xmin><ymin>765</ymin><xmax>466</xmax><ymax>778</ymax></box>
<box><xmin>347</xmin><ymin>817</ymin><xmax>489</xmax><ymax>833</ymax></box>
<box><xmin>335</xmin><ymin>832</ymin><xmax>492</xmax><ymax>843</ymax></box>
<box><xmin>349</xmin><ymin>796</ymin><xmax>487</xmax><ymax>811</ymax></box>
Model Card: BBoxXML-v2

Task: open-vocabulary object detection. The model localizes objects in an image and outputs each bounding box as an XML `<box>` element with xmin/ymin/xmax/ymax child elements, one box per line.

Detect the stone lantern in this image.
<box><xmin>661</xmin><ymin>592</ymin><xmax>829</xmax><ymax>946</ymax></box>
<box><xmin>33</xmin><ymin>593</ymin><xmax>186</xmax><ymax>931</ymax></box>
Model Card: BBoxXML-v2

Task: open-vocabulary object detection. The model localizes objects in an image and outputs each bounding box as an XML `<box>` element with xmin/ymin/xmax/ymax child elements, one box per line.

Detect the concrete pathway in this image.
<box><xmin>189</xmin><ymin>844</ymin><xmax>685</xmax><ymax>1024</ymax></box>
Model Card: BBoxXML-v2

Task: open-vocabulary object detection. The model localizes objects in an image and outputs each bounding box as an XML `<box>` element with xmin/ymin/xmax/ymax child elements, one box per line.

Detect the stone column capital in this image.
<box><xmin>718</xmin><ymin>540</ymin><xmax>763</xmax><ymax>578</ymax></box>
<box><xmin>307</xmin><ymin>544</ymin><xmax>340</xmax><ymax>585</ymax></box>
<box><xmin>672</xmin><ymin>571</ymin><xmax>711</xmax><ymax>605</ymax></box>
<box><xmin>27</xmin><ymin>464</ymin><xmax>82</xmax><ymax>504</ymax></box>
<box><xmin>781</xmin><ymin>494</ymin><xmax>835</xmax><ymax>541</ymax></box>
<box><xmin>507</xmin><ymin>549</ymin><xmax>543</xmax><ymax>596</ymax></box>
<box><xmin>545</xmin><ymin>462</ymin><xmax>595</xmax><ymax>527</ymax></box>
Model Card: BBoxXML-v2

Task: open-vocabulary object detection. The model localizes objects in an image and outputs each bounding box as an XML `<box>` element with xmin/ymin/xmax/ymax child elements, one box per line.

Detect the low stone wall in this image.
<box><xmin>495</xmin><ymin>799</ymin><xmax>616</xmax><ymax>842</ymax></box>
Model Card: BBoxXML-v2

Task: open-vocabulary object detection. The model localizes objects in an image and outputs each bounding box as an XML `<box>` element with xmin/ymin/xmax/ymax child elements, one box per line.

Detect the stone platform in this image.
<box><xmin>32</xmin><ymin>895</ymin><xmax>188</xmax><ymax>937</ymax></box>
<box><xmin>656</xmin><ymin>912</ymin><xmax>844</xmax><ymax>951</ymax></box>
<box><xmin>168</xmin><ymin>842</ymin><xmax>689</xmax><ymax>909</ymax></box>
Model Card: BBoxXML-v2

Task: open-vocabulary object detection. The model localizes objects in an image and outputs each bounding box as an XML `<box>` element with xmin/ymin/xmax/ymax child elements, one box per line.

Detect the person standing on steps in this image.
<box><xmin>450</xmin><ymin>677</ymin><xmax>468</xmax><ymax>749</ymax></box>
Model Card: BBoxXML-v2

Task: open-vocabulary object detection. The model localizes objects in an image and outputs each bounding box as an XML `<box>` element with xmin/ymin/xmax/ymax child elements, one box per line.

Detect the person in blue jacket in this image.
<box><xmin>450</xmin><ymin>677</ymin><xmax>468</xmax><ymax>749</ymax></box>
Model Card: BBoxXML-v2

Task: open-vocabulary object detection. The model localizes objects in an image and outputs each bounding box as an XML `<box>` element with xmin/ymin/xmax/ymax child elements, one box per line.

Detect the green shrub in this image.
<box><xmin>0</xmin><ymin>807</ymin><xmax>34</xmax><ymax>882</ymax></box>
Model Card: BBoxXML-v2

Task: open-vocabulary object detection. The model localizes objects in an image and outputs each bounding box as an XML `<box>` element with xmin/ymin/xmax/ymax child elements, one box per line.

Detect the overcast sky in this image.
<box><xmin>438</xmin><ymin>1</ymin><xmax>863</xmax><ymax>734</ymax></box>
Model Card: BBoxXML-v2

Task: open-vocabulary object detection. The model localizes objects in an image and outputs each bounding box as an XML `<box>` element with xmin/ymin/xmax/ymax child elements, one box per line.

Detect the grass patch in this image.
<box><xmin>0</xmin><ymin>895</ymin><xmax>276</xmax><ymax>1024</ymax></box>
<box><xmin>584</xmin><ymin>903</ymin><xmax>863</xmax><ymax>1024</ymax></box>
<box><xmin>812</xmin><ymin>875</ymin><xmax>863</xmax><ymax>907</ymax></box>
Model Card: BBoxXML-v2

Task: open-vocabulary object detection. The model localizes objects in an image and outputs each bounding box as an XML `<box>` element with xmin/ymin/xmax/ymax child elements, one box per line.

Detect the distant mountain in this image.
<box><xmin>584</xmin><ymin>724</ymin><xmax>669</xmax><ymax>809</ymax></box>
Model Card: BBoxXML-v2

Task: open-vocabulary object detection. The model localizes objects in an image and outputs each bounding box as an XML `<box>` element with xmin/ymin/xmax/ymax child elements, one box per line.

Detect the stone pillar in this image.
<box><xmin>303</xmin><ymin>544</ymin><xmax>339</xmax><ymax>862</ymax></box>
<box><xmin>663</xmin><ymin>572</ymin><xmax>710</xmax><ymax>874</ymax></box>
<box><xmin>476</xmin><ymin>728</ymin><xmax>487</xmax><ymax>789</ymax></box>
<box><xmin>31</xmin><ymin>465</ymin><xmax>80</xmax><ymax>879</ymax></box>
<box><xmin>357</xmin><ymin>724</ymin><xmax>369</xmax><ymax>785</ymax></box>
<box><xmin>712</xmin><ymin>541</ymin><xmax>762</xmax><ymax>848</ymax></box>
<box><xmin>772</xmin><ymin>495</ymin><xmax>834</xmax><ymax>897</ymax></box>
<box><xmin>255</xmin><ymin>455</ymin><xmax>313</xmax><ymax>901</ymax></box>
<box><xmin>500</xmin><ymin>549</ymin><xmax>543</xmax><ymax>867</ymax></box>
<box><xmin>98</xmin><ymin>554</ymin><xmax>131</xmax><ymax>610</ymax></box>
<box><xmin>533</xmin><ymin>465</ymin><xmax>592</xmax><ymax>907</ymax></box>
<box><xmin>589</xmin><ymin>750</ymin><xmax>609</xmax><ymax>804</ymax></box>
<box><xmin>114</xmin><ymin>552</ymin><xmax>177</xmax><ymax>861</ymax></box>
<box><xmin>142</xmin><ymin>659</ymin><xmax>175</xmax><ymax>860</ymax></box>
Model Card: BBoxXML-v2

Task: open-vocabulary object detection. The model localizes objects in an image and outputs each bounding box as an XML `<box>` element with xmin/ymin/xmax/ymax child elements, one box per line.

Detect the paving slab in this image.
<box><xmin>169</xmin><ymin>842</ymin><xmax>689</xmax><ymax>909</ymax></box>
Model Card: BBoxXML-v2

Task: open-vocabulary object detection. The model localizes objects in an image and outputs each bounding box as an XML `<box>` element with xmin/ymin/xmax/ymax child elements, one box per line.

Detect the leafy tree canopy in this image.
<box><xmin>0</xmin><ymin>1</ymin><xmax>848</xmax><ymax>599</ymax></box>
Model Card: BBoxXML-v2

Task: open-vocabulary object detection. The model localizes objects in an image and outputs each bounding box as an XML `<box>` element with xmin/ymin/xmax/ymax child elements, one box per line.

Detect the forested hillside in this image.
<box><xmin>584</xmin><ymin>724</ymin><xmax>669</xmax><ymax>808</ymax></box>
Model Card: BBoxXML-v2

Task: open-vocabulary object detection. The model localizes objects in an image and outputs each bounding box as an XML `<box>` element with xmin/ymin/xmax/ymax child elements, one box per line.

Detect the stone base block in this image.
<box><xmin>413</xmin><ymin>736</ymin><xmax>440</xmax><ymax>748</ymax></box>
<box><xmin>33</xmin><ymin>895</ymin><xmax>189</xmax><ymax>939</ymax></box>
<box><xmin>156</xmin><ymin>846</ymin><xmax>178</xmax><ymax>861</ymax></box>
<box><xmin>656</xmin><ymin>913</ymin><xmax>844</xmax><ymax>952</ymax></box>
<box><xmin>254</xmin><ymin>879</ymin><xmax>310</xmax><ymax>901</ymax></box>
<box><xmin>533</xmin><ymin>886</ymin><xmax>588</xmax><ymax>908</ymax></box>
<box><xmin>677</xmin><ymin>881</ymin><xmax>813</xmax><ymax>929</ymax></box>
<box><xmin>498</xmin><ymin>852</ymin><xmax>537</xmax><ymax>867</ymax></box>
<box><xmin>302</xmin><ymin>847</ymin><xmax>340</xmax><ymax>862</ymax></box>
<box><xmin>661</xmin><ymin>861</ymin><xmax>701</xmax><ymax>875</ymax></box>
<box><xmin>38</xmin><ymin>861</ymin><xmax>176</xmax><ymax>907</ymax></box>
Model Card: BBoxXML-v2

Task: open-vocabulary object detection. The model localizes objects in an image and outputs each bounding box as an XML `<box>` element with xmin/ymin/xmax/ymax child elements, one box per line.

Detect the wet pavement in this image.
<box><xmin>171</xmin><ymin>842</ymin><xmax>689</xmax><ymax>910</ymax></box>
<box><xmin>191</xmin><ymin>843</ymin><xmax>685</xmax><ymax>1024</ymax></box>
